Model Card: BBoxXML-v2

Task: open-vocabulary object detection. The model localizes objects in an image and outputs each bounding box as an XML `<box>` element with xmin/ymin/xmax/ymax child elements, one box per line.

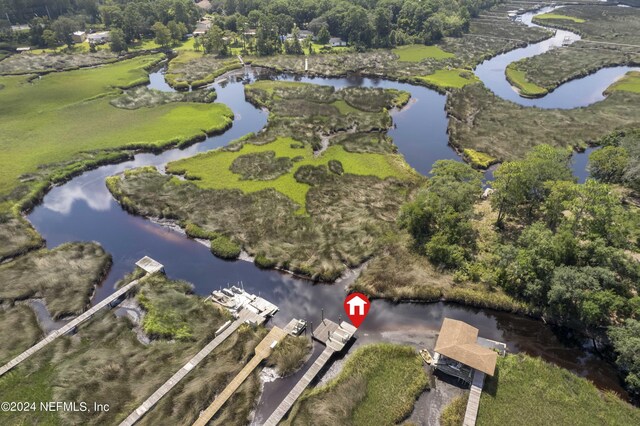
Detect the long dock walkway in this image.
<box><xmin>0</xmin><ymin>277</ymin><xmax>141</xmax><ymax>377</ymax></box>
<box><xmin>463</xmin><ymin>371</ymin><xmax>486</xmax><ymax>426</ymax></box>
<box><xmin>263</xmin><ymin>319</ymin><xmax>357</xmax><ymax>426</ymax></box>
<box><xmin>192</xmin><ymin>327</ymin><xmax>288</xmax><ymax>426</ymax></box>
<box><xmin>263</xmin><ymin>346</ymin><xmax>335</xmax><ymax>426</ymax></box>
<box><xmin>119</xmin><ymin>309</ymin><xmax>264</xmax><ymax>426</ymax></box>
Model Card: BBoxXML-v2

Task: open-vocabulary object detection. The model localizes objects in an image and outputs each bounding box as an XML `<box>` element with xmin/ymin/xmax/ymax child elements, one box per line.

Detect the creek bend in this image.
<box><xmin>26</xmin><ymin>7</ymin><xmax>634</xmax><ymax>407</ymax></box>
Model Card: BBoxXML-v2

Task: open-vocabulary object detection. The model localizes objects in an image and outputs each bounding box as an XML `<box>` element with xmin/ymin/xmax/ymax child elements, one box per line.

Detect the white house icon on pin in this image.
<box><xmin>346</xmin><ymin>295</ymin><xmax>367</xmax><ymax>316</ymax></box>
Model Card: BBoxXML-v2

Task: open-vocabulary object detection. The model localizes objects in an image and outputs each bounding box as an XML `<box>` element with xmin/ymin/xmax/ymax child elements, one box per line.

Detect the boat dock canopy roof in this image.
<box><xmin>434</xmin><ymin>318</ymin><xmax>498</xmax><ymax>376</ymax></box>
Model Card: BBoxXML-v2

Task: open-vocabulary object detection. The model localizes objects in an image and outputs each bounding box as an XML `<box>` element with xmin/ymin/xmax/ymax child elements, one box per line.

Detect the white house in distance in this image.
<box><xmin>329</xmin><ymin>37</ymin><xmax>346</xmax><ymax>47</ymax></box>
<box><xmin>87</xmin><ymin>31</ymin><xmax>110</xmax><ymax>44</ymax></box>
<box><xmin>346</xmin><ymin>295</ymin><xmax>367</xmax><ymax>316</ymax></box>
<box><xmin>72</xmin><ymin>31</ymin><xmax>86</xmax><ymax>43</ymax></box>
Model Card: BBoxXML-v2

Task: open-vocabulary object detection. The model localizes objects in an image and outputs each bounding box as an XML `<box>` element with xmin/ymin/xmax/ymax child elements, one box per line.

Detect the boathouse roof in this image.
<box><xmin>434</xmin><ymin>318</ymin><xmax>498</xmax><ymax>376</ymax></box>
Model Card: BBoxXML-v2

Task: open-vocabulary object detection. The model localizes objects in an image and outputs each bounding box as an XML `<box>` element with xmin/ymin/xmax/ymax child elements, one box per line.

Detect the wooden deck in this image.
<box><xmin>119</xmin><ymin>309</ymin><xmax>265</xmax><ymax>426</ymax></box>
<box><xmin>192</xmin><ymin>327</ymin><xmax>288</xmax><ymax>426</ymax></box>
<box><xmin>463</xmin><ymin>371</ymin><xmax>486</xmax><ymax>426</ymax></box>
<box><xmin>263</xmin><ymin>346</ymin><xmax>335</xmax><ymax>426</ymax></box>
<box><xmin>0</xmin><ymin>277</ymin><xmax>142</xmax><ymax>377</ymax></box>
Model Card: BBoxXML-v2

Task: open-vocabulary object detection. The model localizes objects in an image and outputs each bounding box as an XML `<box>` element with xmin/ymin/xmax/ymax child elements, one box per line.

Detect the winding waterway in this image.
<box><xmin>26</xmin><ymin>6</ymin><xmax>637</xmax><ymax>413</ymax></box>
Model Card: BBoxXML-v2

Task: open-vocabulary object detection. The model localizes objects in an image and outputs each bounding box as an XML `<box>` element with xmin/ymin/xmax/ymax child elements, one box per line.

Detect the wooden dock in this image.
<box><xmin>263</xmin><ymin>319</ymin><xmax>357</xmax><ymax>426</ymax></box>
<box><xmin>263</xmin><ymin>346</ymin><xmax>335</xmax><ymax>426</ymax></box>
<box><xmin>0</xmin><ymin>277</ymin><xmax>142</xmax><ymax>377</ymax></box>
<box><xmin>192</xmin><ymin>327</ymin><xmax>288</xmax><ymax>426</ymax></box>
<box><xmin>119</xmin><ymin>309</ymin><xmax>265</xmax><ymax>426</ymax></box>
<box><xmin>463</xmin><ymin>371</ymin><xmax>486</xmax><ymax>426</ymax></box>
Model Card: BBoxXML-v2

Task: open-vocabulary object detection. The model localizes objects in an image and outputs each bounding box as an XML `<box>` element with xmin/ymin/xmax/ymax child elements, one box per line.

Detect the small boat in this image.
<box><xmin>420</xmin><ymin>349</ymin><xmax>434</xmax><ymax>365</ymax></box>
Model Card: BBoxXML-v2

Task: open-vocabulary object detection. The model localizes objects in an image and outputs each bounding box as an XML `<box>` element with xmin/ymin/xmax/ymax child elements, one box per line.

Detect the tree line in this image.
<box><xmin>400</xmin><ymin>140</ymin><xmax>640</xmax><ymax>397</ymax></box>
<box><xmin>1</xmin><ymin>0</ymin><xmax>500</xmax><ymax>53</ymax></box>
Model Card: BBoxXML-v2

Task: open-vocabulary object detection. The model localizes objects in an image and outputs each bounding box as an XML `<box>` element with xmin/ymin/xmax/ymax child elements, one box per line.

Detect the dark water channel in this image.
<box><xmin>26</xmin><ymin>6</ymin><xmax>636</xmax><ymax>412</ymax></box>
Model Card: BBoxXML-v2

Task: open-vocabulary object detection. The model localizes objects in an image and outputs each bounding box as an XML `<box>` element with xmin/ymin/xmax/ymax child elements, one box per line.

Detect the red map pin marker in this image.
<box><xmin>344</xmin><ymin>292</ymin><xmax>370</xmax><ymax>328</ymax></box>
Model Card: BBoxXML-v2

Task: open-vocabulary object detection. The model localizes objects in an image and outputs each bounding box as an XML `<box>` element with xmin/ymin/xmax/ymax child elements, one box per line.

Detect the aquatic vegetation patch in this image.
<box><xmin>285</xmin><ymin>344</ymin><xmax>429</xmax><ymax>426</ymax></box>
<box><xmin>534</xmin><ymin>13</ymin><xmax>586</xmax><ymax>23</ymax></box>
<box><xmin>418</xmin><ymin>68</ymin><xmax>479</xmax><ymax>89</ymax></box>
<box><xmin>606</xmin><ymin>71</ymin><xmax>640</xmax><ymax>94</ymax></box>
<box><xmin>477</xmin><ymin>354</ymin><xmax>640</xmax><ymax>426</ymax></box>
<box><xmin>505</xmin><ymin>64</ymin><xmax>548</xmax><ymax>97</ymax></box>
<box><xmin>0</xmin><ymin>242</ymin><xmax>111</xmax><ymax>319</ymax></box>
<box><xmin>393</xmin><ymin>44</ymin><xmax>455</xmax><ymax>62</ymax></box>
<box><xmin>463</xmin><ymin>149</ymin><xmax>498</xmax><ymax>169</ymax></box>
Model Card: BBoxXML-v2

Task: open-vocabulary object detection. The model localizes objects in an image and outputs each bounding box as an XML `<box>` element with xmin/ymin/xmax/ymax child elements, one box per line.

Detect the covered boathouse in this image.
<box><xmin>433</xmin><ymin>318</ymin><xmax>503</xmax><ymax>383</ymax></box>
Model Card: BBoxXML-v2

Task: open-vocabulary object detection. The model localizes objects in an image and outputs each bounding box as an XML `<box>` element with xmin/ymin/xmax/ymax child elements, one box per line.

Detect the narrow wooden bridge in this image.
<box><xmin>0</xmin><ymin>277</ymin><xmax>142</xmax><ymax>377</ymax></box>
<box><xmin>463</xmin><ymin>371</ymin><xmax>486</xmax><ymax>426</ymax></box>
<box><xmin>192</xmin><ymin>327</ymin><xmax>288</xmax><ymax>426</ymax></box>
<box><xmin>119</xmin><ymin>309</ymin><xmax>265</xmax><ymax>426</ymax></box>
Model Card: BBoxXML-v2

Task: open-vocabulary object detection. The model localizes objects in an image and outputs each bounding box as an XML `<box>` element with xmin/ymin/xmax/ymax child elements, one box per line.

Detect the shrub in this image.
<box><xmin>255</xmin><ymin>253</ymin><xmax>277</xmax><ymax>269</ymax></box>
<box><xmin>210</xmin><ymin>235</ymin><xmax>241</xmax><ymax>259</ymax></box>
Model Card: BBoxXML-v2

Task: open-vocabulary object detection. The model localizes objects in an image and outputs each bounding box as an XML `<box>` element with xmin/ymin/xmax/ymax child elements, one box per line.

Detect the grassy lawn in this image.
<box><xmin>505</xmin><ymin>64</ymin><xmax>548</xmax><ymax>97</ymax></box>
<box><xmin>477</xmin><ymin>354</ymin><xmax>640</xmax><ymax>426</ymax></box>
<box><xmin>534</xmin><ymin>13</ymin><xmax>586</xmax><ymax>23</ymax></box>
<box><xmin>285</xmin><ymin>344</ymin><xmax>429</xmax><ymax>425</ymax></box>
<box><xmin>606</xmin><ymin>71</ymin><xmax>640</xmax><ymax>94</ymax></box>
<box><xmin>168</xmin><ymin>137</ymin><xmax>411</xmax><ymax>212</ymax></box>
<box><xmin>418</xmin><ymin>68</ymin><xmax>479</xmax><ymax>89</ymax></box>
<box><xmin>0</xmin><ymin>53</ymin><xmax>233</xmax><ymax>198</ymax></box>
<box><xmin>393</xmin><ymin>44</ymin><xmax>455</xmax><ymax>62</ymax></box>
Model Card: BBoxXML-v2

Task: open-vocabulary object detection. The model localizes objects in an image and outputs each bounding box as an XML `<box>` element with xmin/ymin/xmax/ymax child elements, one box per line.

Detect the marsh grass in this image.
<box><xmin>0</xmin><ymin>274</ymin><xmax>268</xmax><ymax>425</ymax></box>
<box><xmin>477</xmin><ymin>354</ymin><xmax>640</xmax><ymax>426</ymax></box>
<box><xmin>440</xmin><ymin>394</ymin><xmax>468</xmax><ymax>426</ymax></box>
<box><xmin>0</xmin><ymin>51</ymin><xmax>118</xmax><ymax>75</ymax></box>
<box><xmin>0</xmin><ymin>242</ymin><xmax>112</xmax><ymax>318</ymax></box>
<box><xmin>285</xmin><ymin>344</ymin><xmax>429</xmax><ymax>426</ymax></box>
<box><xmin>139</xmin><ymin>324</ymin><xmax>266</xmax><ymax>426</ymax></box>
<box><xmin>110</xmin><ymin>85</ymin><xmax>216</xmax><ymax>109</ymax></box>
<box><xmin>511</xmin><ymin>1</ymin><xmax>640</xmax><ymax>94</ymax></box>
<box><xmin>266</xmin><ymin>335</ymin><xmax>312</xmax><ymax>377</ymax></box>
<box><xmin>531</xmin><ymin>5</ymin><xmax>640</xmax><ymax>45</ymax></box>
<box><xmin>0</xmin><ymin>305</ymin><xmax>43</xmax><ymax>364</ymax></box>
<box><xmin>447</xmin><ymin>84</ymin><xmax>640</xmax><ymax>161</ymax></box>
<box><xmin>165</xmin><ymin>52</ymin><xmax>242</xmax><ymax>89</ymax></box>
<box><xmin>108</xmin><ymin>81</ymin><xmax>420</xmax><ymax>280</ymax></box>
<box><xmin>393</xmin><ymin>45</ymin><xmax>455</xmax><ymax>62</ymax></box>
<box><xmin>252</xmin><ymin>15</ymin><xmax>550</xmax><ymax>91</ymax></box>
<box><xmin>0</xmin><ymin>215</ymin><xmax>43</xmax><ymax>261</ymax></box>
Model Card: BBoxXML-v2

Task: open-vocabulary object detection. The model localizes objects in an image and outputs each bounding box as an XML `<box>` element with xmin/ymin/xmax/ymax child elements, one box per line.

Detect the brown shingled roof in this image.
<box><xmin>434</xmin><ymin>318</ymin><xmax>497</xmax><ymax>376</ymax></box>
